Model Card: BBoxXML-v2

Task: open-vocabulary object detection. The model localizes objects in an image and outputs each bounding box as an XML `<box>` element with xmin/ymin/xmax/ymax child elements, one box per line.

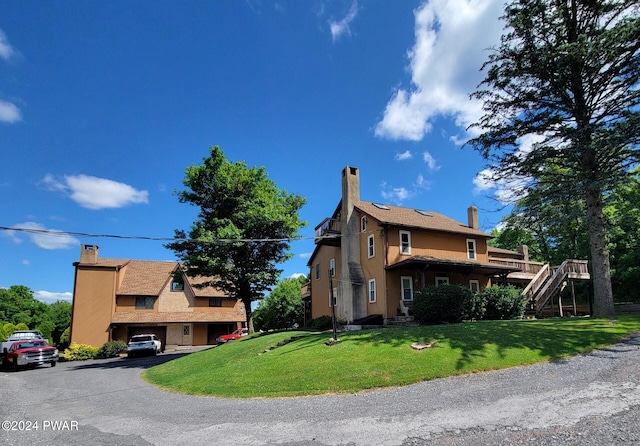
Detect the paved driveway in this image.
<box><xmin>2</xmin><ymin>335</ymin><xmax>640</xmax><ymax>446</ymax></box>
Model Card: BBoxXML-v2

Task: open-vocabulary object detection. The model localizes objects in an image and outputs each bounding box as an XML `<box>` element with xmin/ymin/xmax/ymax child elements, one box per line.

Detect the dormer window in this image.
<box><xmin>171</xmin><ymin>275</ymin><xmax>184</xmax><ymax>291</ymax></box>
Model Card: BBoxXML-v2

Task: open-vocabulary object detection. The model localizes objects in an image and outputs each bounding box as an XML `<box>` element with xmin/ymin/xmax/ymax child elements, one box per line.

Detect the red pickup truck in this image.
<box><xmin>2</xmin><ymin>339</ymin><xmax>59</xmax><ymax>371</ymax></box>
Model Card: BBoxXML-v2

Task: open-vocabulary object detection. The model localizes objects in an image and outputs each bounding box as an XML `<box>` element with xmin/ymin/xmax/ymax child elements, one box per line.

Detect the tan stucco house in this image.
<box><xmin>70</xmin><ymin>245</ymin><xmax>245</xmax><ymax>348</ymax></box>
<box><xmin>307</xmin><ymin>166</ymin><xmax>590</xmax><ymax>323</ymax></box>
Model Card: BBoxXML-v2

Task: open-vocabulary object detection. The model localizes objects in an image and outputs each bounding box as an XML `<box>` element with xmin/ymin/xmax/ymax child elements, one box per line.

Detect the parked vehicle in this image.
<box><xmin>127</xmin><ymin>334</ymin><xmax>162</xmax><ymax>357</ymax></box>
<box><xmin>3</xmin><ymin>339</ymin><xmax>58</xmax><ymax>370</ymax></box>
<box><xmin>216</xmin><ymin>328</ymin><xmax>248</xmax><ymax>344</ymax></box>
<box><xmin>1</xmin><ymin>330</ymin><xmax>44</xmax><ymax>359</ymax></box>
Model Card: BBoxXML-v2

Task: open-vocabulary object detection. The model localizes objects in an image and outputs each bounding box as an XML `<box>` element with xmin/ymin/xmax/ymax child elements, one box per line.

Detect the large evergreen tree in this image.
<box><xmin>469</xmin><ymin>0</ymin><xmax>640</xmax><ymax>317</ymax></box>
<box><xmin>166</xmin><ymin>147</ymin><xmax>306</xmax><ymax>332</ymax></box>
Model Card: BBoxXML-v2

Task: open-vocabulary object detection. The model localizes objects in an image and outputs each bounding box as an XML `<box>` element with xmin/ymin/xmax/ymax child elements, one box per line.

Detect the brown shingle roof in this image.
<box><xmin>77</xmin><ymin>258</ymin><xmax>130</xmax><ymax>268</ymax></box>
<box><xmin>186</xmin><ymin>275</ymin><xmax>228</xmax><ymax>298</ymax></box>
<box><xmin>111</xmin><ymin>311</ymin><xmax>244</xmax><ymax>324</ymax></box>
<box><xmin>356</xmin><ymin>201</ymin><xmax>490</xmax><ymax>238</ymax></box>
<box><xmin>117</xmin><ymin>260</ymin><xmax>177</xmax><ymax>296</ymax></box>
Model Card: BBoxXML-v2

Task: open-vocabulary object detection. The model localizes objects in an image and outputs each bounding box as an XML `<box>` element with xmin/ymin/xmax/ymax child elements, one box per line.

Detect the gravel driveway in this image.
<box><xmin>2</xmin><ymin>334</ymin><xmax>640</xmax><ymax>446</ymax></box>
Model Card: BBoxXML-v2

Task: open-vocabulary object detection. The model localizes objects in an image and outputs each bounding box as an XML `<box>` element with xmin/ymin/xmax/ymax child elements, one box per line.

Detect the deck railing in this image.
<box><xmin>488</xmin><ymin>258</ymin><xmax>546</xmax><ymax>275</ymax></box>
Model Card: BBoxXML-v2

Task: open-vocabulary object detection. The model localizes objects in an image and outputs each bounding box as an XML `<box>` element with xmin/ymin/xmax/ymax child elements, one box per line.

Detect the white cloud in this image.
<box><xmin>394</xmin><ymin>150</ymin><xmax>413</xmax><ymax>161</ymax></box>
<box><xmin>380</xmin><ymin>182</ymin><xmax>415</xmax><ymax>204</ymax></box>
<box><xmin>414</xmin><ymin>174</ymin><xmax>432</xmax><ymax>190</ymax></box>
<box><xmin>42</xmin><ymin>174</ymin><xmax>149</xmax><ymax>209</ymax></box>
<box><xmin>329</xmin><ymin>1</ymin><xmax>359</xmax><ymax>41</ymax></box>
<box><xmin>299</xmin><ymin>252</ymin><xmax>312</xmax><ymax>260</ymax></box>
<box><xmin>375</xmin><ymin>0</ymin><xmax>503</xmax><ymax>142</ymax></box>
<box><xmin>422</xmin><ymin>151</ymin><xmax>440</xmax><ymax>171</ymax></box>
<box><xmin>289</xmin><ymin>273</ymin><xmax>307</xmax><ymax>280</ymax></box>
<box><xmin>5</xmin><ymin>222</ymin><xmax>80</xmax><ymax>250</ymax></box>
<box><xmin>0</xmin><ymin>29</ymin><xmax>16</xmax><ymax>61</ymax></box>
<box><xmin>0</xmin><ymin>99</ymin><xmax>22</xmax><ymax>123</ymax></box>
<box><xmin>34</xmin><ymin>290</ymin><xmax>73</xmax><ymax>304</ymax></box>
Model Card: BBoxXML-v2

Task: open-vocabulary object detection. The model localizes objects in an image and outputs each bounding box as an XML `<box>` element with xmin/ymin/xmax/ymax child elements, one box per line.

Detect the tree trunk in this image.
<box><xmin>243</xmin><ymin>297</ymin><xmax>255</xmax><ymax>334</ymax></box>
<box><xmin>585</xmin><ymin>187</ymin><xmax>616</xmax><ymax>318</ymax></box>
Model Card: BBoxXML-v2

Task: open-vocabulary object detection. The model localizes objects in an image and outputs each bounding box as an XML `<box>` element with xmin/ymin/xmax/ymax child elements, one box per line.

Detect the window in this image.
<box><xmin>467</xmin><ymin>239</ymin><xmax>477</xmax><ymax>260</ymax></box>
<box><xmin>400</xmin><ymin>230</ymin><xmax>411</xmax><ymax>255</ymax></box>
<box><xmin>330</xmin><ymin>258</ymin><xmax>336</xmax><ymax>277</ymax></box>
<box><xmin>469</xmin><ymin>280</ymin><xmax>480</xmax><ymax>293</ymax></box>
<box><xmin>171</xmin><ymin>275</ymin><xmax>184</xmax><ymax>291</ymax></box>
<box><xmin>315</xmin><ymin>263</ymin><xmax>321</xmax><ymax>280</ymax></box>
<box><xmin>367</xmin><ymin>234</ymin><xmax>375</xmax><ymax>258</ymax></box>
<box><xmin>329</xmin><ymin>287</ymin><xmax>337</xmax><ymax>307</ymax></box>
<box><xmin>401</xmin><ymin>276</ymin><xmax>414</xmax><ymax>301</ymax></box>
<box><xmin>135</xmin><ymin>296</ymin><xmax>155</xmax><ymax>309</ymax></box>
<box><xmin>183</xmin><ymin>325</ymin><xmax>190</xmax><ymax>336</ymax></box>
<box><xmin>436</xmin><ymin>276</ymin><xmax>450</xmax><ymax>286</ymax></box>
<box><xmin>368</xmin><ymin>279</ymin><xmax>376</xmax><ymax>303</ymax></box>
<box><xmin>209</xmin><ymin>298</ymin><xmax>222</xmax><ymax>307</ymax></box>
<box><xmin>361</xmin><ymin>216</ymin><xmax>367</xmax><ymax>232</ymax></box>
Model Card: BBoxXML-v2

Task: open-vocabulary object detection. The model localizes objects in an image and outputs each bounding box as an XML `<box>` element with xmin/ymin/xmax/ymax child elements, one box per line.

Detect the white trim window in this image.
<box><xmin>315</xmin><ymin>263</ymin><xmax>321</xmax><ymax>280</ymax></box>
<box><xmin>467</xmin><ymin>239</ymin><xmax>477</xmax><ymax>260</ymax></box>
<box><xmin>469</xmin><ymin>280</ymin><xmax>480</xmax><ymax>293</ymax></box>
<box><xmin>436</xmin><ymin>276</ymin><xmax>450</xmax><ymax>286</ymax></box>
<box><xmin>330</xmin><ymin>258</ymin><xmax>336</xmax><ymax>277</ymax></box>
<box><xmin>361</xmin><ymin>216</ymin><xmax>367</xmax><ymax>232</ymax></box>
<box><xmin>399</xmin><ymin>230</ymin><xmax>411</xmax><ymax>255</ymax></box>
<box><xmin>401</xmin><ymin>276</ymin><xmax>414</xmax><ymax>301</ymax></box>
<box><xmin>367</xmin><ymin>234</ymin><xmax>375</xmax><ymax>258</ymax></box>
<box><xmin>368</xmin><ymin>279</ymin><xmax>376</xmax><ymax>303</ymax></box>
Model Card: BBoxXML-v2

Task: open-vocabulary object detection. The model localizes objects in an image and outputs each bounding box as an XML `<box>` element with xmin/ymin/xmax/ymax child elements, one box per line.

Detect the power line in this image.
<box><xmin>0</xmin><ymin>225</ymin><xmax>343</xmax><ymax>244</ymax></box>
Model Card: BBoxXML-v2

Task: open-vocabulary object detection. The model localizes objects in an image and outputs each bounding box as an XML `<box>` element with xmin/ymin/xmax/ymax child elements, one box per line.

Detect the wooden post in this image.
<box><xmin>571</xmin><ymin>281</ymin><xmax>577</xmax><ymax>316</ymax></box>
<box><xmin>558</xmin><ymin>290</ymin><xmax>564</xmax><ymax>317</ymax></box>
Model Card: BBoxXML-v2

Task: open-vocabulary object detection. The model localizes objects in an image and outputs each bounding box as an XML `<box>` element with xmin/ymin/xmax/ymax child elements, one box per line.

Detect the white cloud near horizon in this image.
<box><xmin>42</xmin><ymin>174</ymin><xmax>149</xmax><ymax>209</ymax></box>
<box><xmin>374</xmin><ymin>0</ymin><xmax>504</xmax><ymax>142</ymax></box>
<box><xmin>34</xmin><ymin>290</ymin><xmax>73</xmax><ymax>304</ymax></box>
<box><xmin>0</xmin><ymin>99</ymin><xmax>21</xmax><ymax>123</ymax></box>
<box><xmin>4</xmin><ymin>222</ymin><xmax>80</xmax><ymax>250</ymax></box>
<box><xmin>329</xmin><ymin>1</ymin><xmax>359</xmax><ymax>41</ymax></box>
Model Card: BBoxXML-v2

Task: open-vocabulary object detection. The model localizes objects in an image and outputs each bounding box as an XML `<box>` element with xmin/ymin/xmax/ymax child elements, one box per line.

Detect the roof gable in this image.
<box><xmin>117</xmin><ymin>260</ymin><xmax>178</xmax><ymax>296</ymax></box>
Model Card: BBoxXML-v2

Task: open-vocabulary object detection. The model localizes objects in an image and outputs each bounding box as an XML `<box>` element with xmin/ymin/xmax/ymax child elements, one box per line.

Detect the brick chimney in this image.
<box><xmin>80</xmin><ymin>244</ymin><xmax>99</xmax><ymax>264</ymax></box>
<box><xmin>467</xmin><ymin>206</ymin><xmax>479</xmax><ymax>230</ymax></box>
<box><xmin>339</xmin><ymin>166</ymin><xmax>366</xmax><ymax>322</ymax></box>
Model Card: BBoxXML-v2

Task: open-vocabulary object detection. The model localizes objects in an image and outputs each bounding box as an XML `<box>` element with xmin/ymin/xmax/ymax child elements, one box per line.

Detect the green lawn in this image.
<box><xmin>143</xmin><ymin>315</ymin><xmax>640</xmax><ymax>398</ymax></box>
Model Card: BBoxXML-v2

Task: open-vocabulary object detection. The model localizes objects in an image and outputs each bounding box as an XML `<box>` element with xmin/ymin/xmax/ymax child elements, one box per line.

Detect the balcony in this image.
<box><xmin>314</xmin><ymin>218</ymin><xmax>341</xmax><ymax>246</ymax></box>
<box><xmin>488</xmin><ymin>257</ymin><xmax>546</xmax><ymax>281</ymax></box>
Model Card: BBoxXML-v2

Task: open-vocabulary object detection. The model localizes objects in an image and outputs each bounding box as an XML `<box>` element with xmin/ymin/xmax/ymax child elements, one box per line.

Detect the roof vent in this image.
<box><xmin>416</xmin><ymin>209</ymin><xmax>433</xmax><ymax>217</ymax></box>
<box><xmin>372</xmin><ymin>203</ymin><xmax>390</xmax><ymax>210</ymax></box>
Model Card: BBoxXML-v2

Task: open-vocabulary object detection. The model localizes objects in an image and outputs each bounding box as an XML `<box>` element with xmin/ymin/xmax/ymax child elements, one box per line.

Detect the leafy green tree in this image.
<box><xmin>0</xmin><ymin>286</ymin><xmax>48</xmax><ymax>327</ymax></box>
<box><xmin>46</xmin><ymin>301</ymin><xmax>72</xmax><ymax>344</ymax></box>
<box><xmin>606</xmin><ymin>167</ymin><xmax>640</xmax><ymax>301</ymax></box>
<box><xmin>254</xmin><ymin>276</ymin><xmax>306</xmax><ymax>331</ymax></box>
<box><xmin>469</xmin><ymin>0</ymin><xmax>640</xmax><ymax>317</ymax></box>
<box><xmin>167</xmin><ymin>147</ymin><xmax>307</xmax><ymax>332</ymax></box>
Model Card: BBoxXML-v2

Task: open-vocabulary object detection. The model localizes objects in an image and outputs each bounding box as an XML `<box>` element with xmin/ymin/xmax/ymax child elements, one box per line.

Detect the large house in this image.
<box><xmin>307</xmin><ymin>166</ymin><xmax>590</xmax><ymax>323</ymax></box>
<box><xmin>70</xmin><ymin>245</ymin><xmax>245</xmax><ymax>348</ymax></box>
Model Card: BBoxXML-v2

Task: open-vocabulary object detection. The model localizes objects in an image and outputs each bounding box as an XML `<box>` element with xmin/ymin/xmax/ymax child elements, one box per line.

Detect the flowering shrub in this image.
<box><xmin>97</xmin><ymin>340</ymin><xmax>127</xmax><ymax>358</ymax></box>
<box><xmin>61</xmin><ymin>342</ymin><xmax>99</xmax><ymax>361</ymax></box>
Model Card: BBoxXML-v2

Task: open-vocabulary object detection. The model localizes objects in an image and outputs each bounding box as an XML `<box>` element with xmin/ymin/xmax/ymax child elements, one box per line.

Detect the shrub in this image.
<box><xmin>480</xmin><ymin>285</ymin><xmax>527</xmax><ymax>320</ymax></box>
<box><xmin>414</xmin><ymin>285</ymin><xmax>483</xmax><ymax>324</ymax></box>
<box><xmin>61</xmin><ymin>342</ymin><xmax>99</xmax><ymax>361</ymax></box>
<box><xmin>97</xmin><ymin>340</ymin><xmax>127</xmax><ymax>358</ymax></box>
<box><xmin>309</xmin><ymin>315</ymin><xmax>346</xmax><ymax>330</ymax></box>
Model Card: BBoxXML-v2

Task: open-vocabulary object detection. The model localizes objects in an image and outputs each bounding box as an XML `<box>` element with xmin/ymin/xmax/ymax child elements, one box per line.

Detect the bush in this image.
<box><xmin>309</xmin><ymin>315</ymin><xmax>346</xmax><ymax>331</ymax></box>
<box><xmin>414</xmin><ymin>285</ymin><xmax>484</xmax><ymax>324</ymax></box>
<box><xmin>480</xmin><ymin>285</ymin><xmax>527</xmax><ymax>320</ymax></box>
<box><xmin>61</xmin><ymin>342</ymin><xmax>99</xmax><ymax>361</ymax></box>
<box><xmin>97</xmin><ymin>340</ymin><xmax>127</xmax><ymax>358</ymax></box>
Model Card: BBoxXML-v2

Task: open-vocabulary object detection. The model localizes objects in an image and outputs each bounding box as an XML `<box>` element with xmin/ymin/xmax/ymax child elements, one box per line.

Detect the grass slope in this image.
<box><xmin>143</xmin><ymin>315</ymin><xmax>640</xmax><ymax>398</ymax></box>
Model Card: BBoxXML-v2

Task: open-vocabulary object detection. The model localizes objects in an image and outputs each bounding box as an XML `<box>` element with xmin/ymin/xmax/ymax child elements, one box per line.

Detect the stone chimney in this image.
<box><xmin>467</xmin><ymin>206</ymin><xmax>479</xmax><ymax>230</ymax></box>
<box><xmin>80</xmin><ymin>244</ymin><xmax>99</xmax><ymax>264</ymax></box>
<box><xmin>339</xmin><ymin>166</ymin><xmax>366</xmax><ymax>322</ymax></box>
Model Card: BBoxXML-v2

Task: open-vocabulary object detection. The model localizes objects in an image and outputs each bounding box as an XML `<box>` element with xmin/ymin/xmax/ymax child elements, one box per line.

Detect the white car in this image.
<box><xmin>127</xmin><ymin>334</ymin><xmax>162</xmax><ymax>357</ymax></box>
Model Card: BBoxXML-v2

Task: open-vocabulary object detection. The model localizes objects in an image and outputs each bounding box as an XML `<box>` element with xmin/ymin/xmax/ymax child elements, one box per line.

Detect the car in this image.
<box><xmin>3</xmin><ymin>339</ymin><xmax>58</xmax><ymax>371</ymax></box>
<box><xmin>1</xmin><ymin>330</ymin><xmax>45</xmax><ymax>359</ymax></box>
<box><xmin>127</xmin><ymin>334</ymin><xmax>162</xmax><ymax>358</ymax></box>
<box><xmin>216</xmin><ymin>328</ymin><xmax>248</xmax><ymax>344</ymax></box>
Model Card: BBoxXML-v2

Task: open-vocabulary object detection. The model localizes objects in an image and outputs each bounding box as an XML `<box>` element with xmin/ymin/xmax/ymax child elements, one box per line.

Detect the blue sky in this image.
<box><xmin>1</xmin><ymin>0</ymin><xmax>511</xmax><ymax>304</ymax></box>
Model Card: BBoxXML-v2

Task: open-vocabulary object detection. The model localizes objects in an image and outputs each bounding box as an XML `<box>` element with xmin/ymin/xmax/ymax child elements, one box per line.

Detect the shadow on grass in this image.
<box><xmin>326</xmin><ymin>316</ymin><xmax>640</xmax><ymax>371</ymax></box>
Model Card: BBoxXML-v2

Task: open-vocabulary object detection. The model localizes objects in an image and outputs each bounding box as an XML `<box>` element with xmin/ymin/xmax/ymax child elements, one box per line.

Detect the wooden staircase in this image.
<box><xmin>522</xmin><ymin>260</ymin><xmax>590</xmax><ymax>317</ymax></box>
